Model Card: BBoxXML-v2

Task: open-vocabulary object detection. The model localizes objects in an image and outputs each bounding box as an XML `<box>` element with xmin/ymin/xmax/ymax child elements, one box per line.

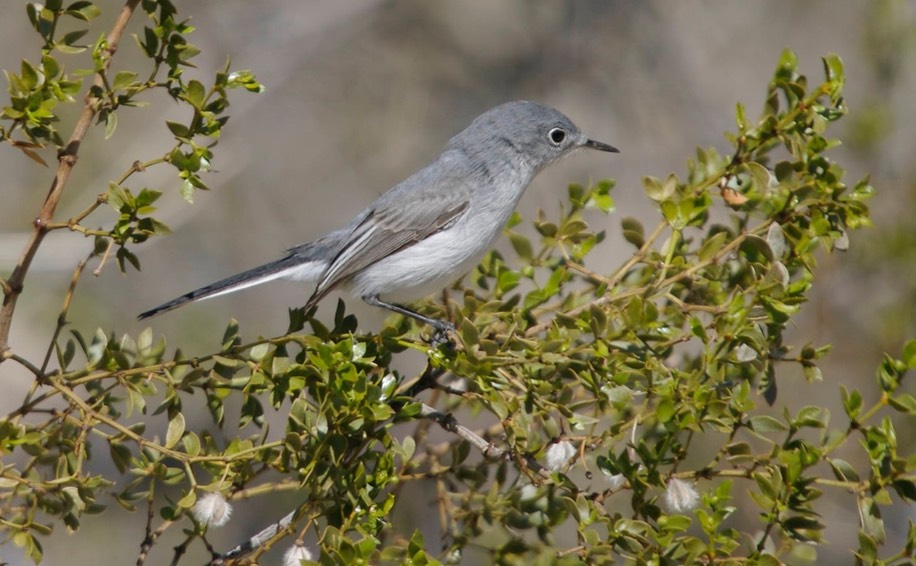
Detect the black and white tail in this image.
<box><xmin>137</xmin><ymin>254</ymin><xmax>323</xmax><ymax>320</ymax></box>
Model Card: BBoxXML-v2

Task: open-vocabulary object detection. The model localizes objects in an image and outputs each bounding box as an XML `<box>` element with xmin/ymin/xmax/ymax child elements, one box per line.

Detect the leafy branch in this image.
<box><xmin>0</xmin><ymin>4</ymin><xmax>912</xmax><ymax>563</ymax></box>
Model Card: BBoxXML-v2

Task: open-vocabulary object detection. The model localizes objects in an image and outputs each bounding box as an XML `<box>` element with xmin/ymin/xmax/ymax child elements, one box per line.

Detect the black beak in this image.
<box><xmin>584</xmin><ymin>138</ymin><xmax>619</xmax><ymax>153</ymax></box>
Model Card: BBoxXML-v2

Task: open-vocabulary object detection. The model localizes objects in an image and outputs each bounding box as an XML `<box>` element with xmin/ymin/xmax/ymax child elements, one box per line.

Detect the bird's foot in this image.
<box><xmin>426</xmin><ymin>320</ymin><xmax>456</xmax><ymax>349</ymax></box>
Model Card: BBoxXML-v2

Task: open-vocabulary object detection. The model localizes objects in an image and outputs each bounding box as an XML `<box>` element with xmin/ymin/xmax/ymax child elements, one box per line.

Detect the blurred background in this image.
<box><xmin>1</xmin><ymin>1</ymin><xmax>914</xmax><ymax>564</ymax></box>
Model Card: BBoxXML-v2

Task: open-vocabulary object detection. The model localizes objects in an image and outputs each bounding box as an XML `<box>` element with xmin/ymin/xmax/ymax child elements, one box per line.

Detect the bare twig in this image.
<box><xmin>419</xmin><ymin>403</ymin><xmax>552</xmax><ymax>481</ymax></box>
<box><xmin>171</xmin><ymin>532</ymin><xmax>195</xmax><ymax>566</ymax></box>
<box><xmin>0</xmin><ymin>350</ymin><xmax>43</xmax><ymax>378</ymax></box>
<box><xmin>418</xmin><ymin>403</ymin><xmax>505</xmax><ymax>458</ymax></box>
<box><xmin>136</xmin><ymin>503</ymin><xmax>174</xmax><ymax>566</ymax></box>
<box><xmin>45</xmin><ymin>156</ymin><xmax>169</xmax><ymax>232</ymax></box>
<box><xmin>563</xmin><ymin>260</ymin><xmax>614</xmax><ymax>286</ymax></box>
<box><xmin>40</xmin><ymin>251</ymin><xmax>94</xmax><ymax>375</ymax></box>
<box><xmin>92</xmin><ymin>238</ymin><xmax>115</xmax><ymax>276</ymax></box>
<box><xmin>0</xmin><ymin>0</ymin><xmax>142</xmax><ymax>360</ymax></box>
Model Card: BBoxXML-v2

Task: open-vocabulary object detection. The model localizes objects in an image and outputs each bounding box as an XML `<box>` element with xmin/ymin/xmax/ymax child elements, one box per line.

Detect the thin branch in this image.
<box><xmin>605</xmin><ymin>220</ymin><xmax>668</xmax><ymax>289</ymax></box>
<box><xmin>43</xmin><ymin>222</ymin><xmax>108</xmax><ymax>236</ymax></box>
<box><xmin>0</xmin><ymin>350</ymin><xmax>43</xmax><ymax>378</ymax></box>
<box><xmin>45</xmin><ymin>155</ymin><xmax>168</xmax><ymax>232</ymax></box>
<box><xmin>44</xmin><ymin>193</ymin><xmax>108</xmax><ymax>231</ymax></box>
<box><xmin>46</xmin><ymin>377</ymin><xmax>187</xmax><ymax>460</ymax></box>
<box><xmin>136</xmin><ymin>503</ymin><xmax>173</xmax><ymax>566</ymax></box>
<box><xmin>419</xmin><ymin>403</ymin><xmax>505</xmax><ymax>458</ymax></box>
<box><xmin>92</xmin><ymin>238</ymin><xmax>115</xmax><ymax>276</ymax></box>
<box><xmin>170</xmin><ymin>532</ymin><xmax>195</xmax><ymax>566</ymax></box>
<box><xmin>40</xmin><ymin>251</ymin><xmax>93</xmax><ymax>374</ymax></box>
<box><xmin>0</xmin><ymin>0</ymin><xmax>142</xmax><ymax>360</ymax></box>
<box><xmin>564</xmin><ymin>260</ymin><xmax>614</xmax><ymax>286</ymax></box>
<box><xmin>524</xmin><ymin>220</ymin><xmax>772</xmax><ymax>336</ymax></box>
<box><xmin>418</xmin><ymin>403</ymin><xmax>550</xmax><ymax>480</ymax></box>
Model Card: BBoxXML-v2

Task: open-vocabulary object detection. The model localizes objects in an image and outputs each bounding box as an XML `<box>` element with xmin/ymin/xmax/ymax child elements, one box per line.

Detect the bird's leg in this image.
<box><xmin>362</xmin><ymin>295</ymin><xmax>455</xmax><ymax>345</ymax></box>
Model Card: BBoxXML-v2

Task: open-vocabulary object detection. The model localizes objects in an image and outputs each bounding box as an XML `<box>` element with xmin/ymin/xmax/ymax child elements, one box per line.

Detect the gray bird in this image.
<box><xmin>139</xmin><ymin>101</ymin><xmax>618</xmax><ymax>333</ymax></box>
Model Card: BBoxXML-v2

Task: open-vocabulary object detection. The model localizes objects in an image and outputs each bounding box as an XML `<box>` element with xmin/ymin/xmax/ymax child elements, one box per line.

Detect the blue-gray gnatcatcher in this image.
<box><xmin>139</xmin><ymin>101</ymin><xmax>618</xmax><ymax>332</ymax></box>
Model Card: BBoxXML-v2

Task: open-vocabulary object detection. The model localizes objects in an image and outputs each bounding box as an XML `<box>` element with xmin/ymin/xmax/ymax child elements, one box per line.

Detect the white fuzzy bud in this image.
<box><xmin>544</xmin><ymin>440</ymin><xmax>576</xmax><ymax>472</ymax></box>
<box><xmin>664</xmin><ymin>478</ymin><xmax>699</xmax><ymax>513</ymax></box>
<box><xmin>283</xmin><ymin>543</ymin><xmax>314</xmax><ymax>566</ymax></box>
<box><xmin>192</xmin><ymin>492</ymin><xmax>232</xmax><ymax>527</ymax></box>
<box><xmin>602</xmin><ymin>471</ymin><xmax>626</xmax><ymax>490</ymax></box>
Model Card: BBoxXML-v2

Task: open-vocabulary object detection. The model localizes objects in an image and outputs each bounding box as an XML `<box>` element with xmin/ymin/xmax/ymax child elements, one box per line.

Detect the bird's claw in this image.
<box><xmin>426</xmin><ymin>321</ymin><xmax>456</xmax><ymax>348</ymax></box>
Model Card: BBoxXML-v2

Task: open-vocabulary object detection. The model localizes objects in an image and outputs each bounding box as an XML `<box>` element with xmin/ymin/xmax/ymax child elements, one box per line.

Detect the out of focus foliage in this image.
<box><xmin>0</xmin><ymin>2</ymin><xmax>913</xmax><ymax>565</ymax></box>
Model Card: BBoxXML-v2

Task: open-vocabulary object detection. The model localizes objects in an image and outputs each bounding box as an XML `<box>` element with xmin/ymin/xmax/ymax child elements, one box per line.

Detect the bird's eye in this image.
<box><xmin>548</xmin><ymin>127</ymin><xmax>567</xmax><ymax>145</ymax></box>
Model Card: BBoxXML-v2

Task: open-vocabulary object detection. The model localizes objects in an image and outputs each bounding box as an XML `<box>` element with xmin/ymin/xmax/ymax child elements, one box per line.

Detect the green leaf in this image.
<box><xmin>888</xmin><ymin>393</ymin><xmax>916</xmax><ymax>414</ymax></box>
<box><xmin>116</xmin><ymin>247</ymin><xmax>141</xmax><ymax>272</ymax></box>
<box><xmin>497</xmin><ymin>268</ymin><xmax>520</xmax><ymax>293</ymax></box>
<box><xmin>20</xmin><ymin>60</ymin><xmax>41</xmax><ymax>90</ymax></box>
<box><xmin>776</xmin><ymin>48</ymin><xmax>798</xmax><ymax>76</ymax></box>
<box><xmin>656</xmin><ymin>398</ymin><xmax>675</xmax><ymax>424</ymax></box>
<box><xmin>766</xmin><ymin>223</ymin><xmax>786</xmax><ymax>259</ymax></box>
<box><xmin>249</xmin><ymin>343</ymin><xmax>269</xmax><ymax>362</ymax></box>
<box><xmin>740</xmin><ymin>234</ymin><xmax>774</xmax><ymax>262</ymax></box>
<box><xmin>182</xmin><ymin>432</ymin><xmax>201</xmax><ymax>457</ymax></box>
<box><xmin>508</xmin><ymin>232</ymin><xmax>533</xmax><ymax>260</ymax></box>
<box><xmin>112</xmin><ymin>70</ymin><xmax>138</xmax><ymax>90</ymax></box>
<box><xmin>643</xmin><ymin>174</ymin><xmax>677</xmax><ymax>202</ymax></box>
<box><xmin>793</xmin><ymin>406</ymin><xmax>826</xmax><ymax>428</ymax></box>
<box><xmin>858</xmin><ymin>496</ymin><xmax>886</xmax><ymax>543</ymax></box>
<box><xmin>67</xmin><ymin>1</ymin><xmax>101</xmax><ymax>21</ymax></box>
<box><xmin>660</xmin><ymin>200</ymin><xmax>689</xmax><ymax>230</ymax></box>
<box><xmin>41</xmin><ymin>54</ymin><xmax>59</xmax><ymax>78</ymax></box>
<box><xmin>735</xmin><ymin>102</ymin><xmax>749</xmax><ymax>131</ymax></box>
<box><xmin>590</xmin><ymin>190</ymin><xmax>615</xmax><ymax>213</ymax></box>
<box><xmin>166</xmin><ymin>120</ymin><xmax>189</xmax><ymax>138</ymax></box>
<box><xmin>621</xmin><ymin>217</ymin><xmax>645</xmax><ymax>248</ymax></box>
<box><xmin>139</xmin><ymin>26</ymin><xmax>158</xmax><ymax>57</ymax></box>
<box><xmin>902</xmin><ymin>338</ymin><xmax>916</xmax><ymax>369</ymax></box>
<box><xmin>60</xmin><ymin>29</ymin><xmax>89</xmax><ymax>50</ymax></box>
<box><xmin>892</xmin><ymin>479</ymin><xmax>916</xmax><ymax>502</ymax></box>
<box><xmin>698</xmin><ymin>231</ymin><xmax>728</xmax><ymax>261</ymax></box>
<box><xmin>746</xmin><ymin>162</ymin><xmax>775</xmax><ymax>193</ymax></box>
<box><xmin>180</xmin><ymin>178</ymin><xmax>196</xmax><ymax>203</ymax></box>
<box><xmin>176</xmin><ymin>490</ymin><xmax>196</xmax><ymax>510</ymax></box>
<box><xmin>165</xmin><ymin>412</ymin><xmax>185</xmax><ymax>449</ymax></box>
<box><xmin>822</xmin><ymin>53</ymin><xmax>844</xmax><ymax>83</ymax></box>
<box><xmin>841</xmin><ymin>386</ymin><xmax>863</xmax><ymax>419</ymax></box>
<box><xmin>828</xmin><ymin>458</ymin><xmax>859</xmax><ymax>482</ymax></box>
<box><xmin>748</xmin><ymin>415</ymin><xmax>787</xmax><ymax>433</ymax></box>
<box><xmin>857</xmin><ymin>530</ymin><xmax>878</xmax><ymax>562</ymax></box>
<box><xmin>185</xmin><ymin>80</ymin><xmax>206</xmax><ymax>108</ymax></box>
<box><xmin>104</xmin><ymin>111</ymin><xmax>117</xmax><ymax>139</ymax></box>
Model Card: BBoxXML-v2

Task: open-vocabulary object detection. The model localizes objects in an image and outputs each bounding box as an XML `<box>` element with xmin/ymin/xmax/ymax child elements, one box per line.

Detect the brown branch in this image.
<box><xmin>135</xmin><ymin>497</ymin><xmax>171</xmax><ymax>566</ymax></box>
<box><xmin>0</xmin><ymin>0</ymin><xmax>142</xmax><ymax>360</ymax></box>
<box><xmin>418</xmin><ymin>402</ymin><xmax>550</xmax><ymax>479</ymax></box>
<box><xmin>0</xmin><ymin>350</ymin><xmax>43</xmax><ymax>378</ymax></box>
<box><xmin>92</xmin><ymin>238</ymin><xmax>115</xmax><ymax>276</ymax></box>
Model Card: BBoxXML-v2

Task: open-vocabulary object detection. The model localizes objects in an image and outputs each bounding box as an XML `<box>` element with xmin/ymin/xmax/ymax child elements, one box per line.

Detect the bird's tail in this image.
<box><xmin>137</xmin><ymin>254</ymin><xmax>324</xmax><ymax>320</ymax></box>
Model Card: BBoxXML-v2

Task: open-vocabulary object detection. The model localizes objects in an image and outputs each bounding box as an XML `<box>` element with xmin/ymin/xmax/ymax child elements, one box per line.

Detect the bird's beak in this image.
<box><xmin>584</xmin><ymin>138</ymin><xmax>619</xmax><ymax>153</ymax></box>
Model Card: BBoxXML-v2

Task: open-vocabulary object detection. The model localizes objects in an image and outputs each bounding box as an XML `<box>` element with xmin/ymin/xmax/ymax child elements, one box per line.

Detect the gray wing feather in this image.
<box><xmin>305</xmin><ymin>160</ymin><xmax>473</xmax><ymax>306</ymax></box>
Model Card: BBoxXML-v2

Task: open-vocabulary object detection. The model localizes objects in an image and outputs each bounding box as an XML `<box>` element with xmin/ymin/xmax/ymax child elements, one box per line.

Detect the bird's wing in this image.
<box><xmin>305</xmin><ymin>165</ymin><xmax>473</xmax><ymax>307</ymax></box>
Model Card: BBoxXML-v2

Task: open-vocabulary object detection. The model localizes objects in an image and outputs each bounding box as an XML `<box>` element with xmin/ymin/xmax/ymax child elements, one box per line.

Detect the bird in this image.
<box><xmin>138</xmin><ymin>101</ymin><xmax>618</xmax><ymax>335</ymax></box>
